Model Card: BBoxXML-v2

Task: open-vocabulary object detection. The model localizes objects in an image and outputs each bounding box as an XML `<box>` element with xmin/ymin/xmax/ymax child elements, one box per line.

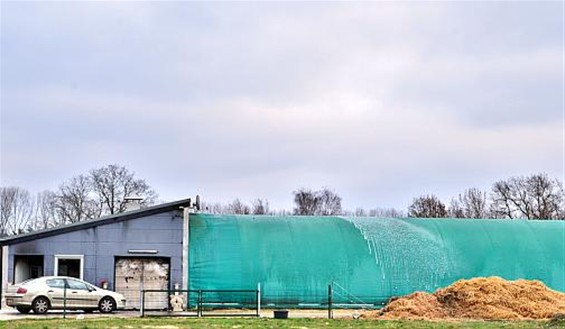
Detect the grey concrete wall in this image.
<box><xmin>6</xmin><ymin>210</ymin><xmax>184</xmax><ymax>291</ymax></box>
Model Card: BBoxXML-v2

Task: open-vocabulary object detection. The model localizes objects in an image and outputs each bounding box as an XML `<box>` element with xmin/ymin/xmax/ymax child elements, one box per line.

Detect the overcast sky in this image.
<box><xmin>1</xmin><ymin>1</ymin><xmax>563</xmax><ymax>212</ymax></box>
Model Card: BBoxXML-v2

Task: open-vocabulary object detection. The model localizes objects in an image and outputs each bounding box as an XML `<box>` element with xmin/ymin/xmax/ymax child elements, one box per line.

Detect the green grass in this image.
<box><xmin>1</xmin><ymin>317</ymin><xmax>563</xmax><ymax>329</ymax></box>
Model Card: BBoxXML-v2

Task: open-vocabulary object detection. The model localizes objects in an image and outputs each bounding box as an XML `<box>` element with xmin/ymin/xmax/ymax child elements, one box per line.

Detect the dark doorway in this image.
<box><xmin>14</xmin><ymin>255</ymin><xmax>44</xmax><ymax>284</ymax></box>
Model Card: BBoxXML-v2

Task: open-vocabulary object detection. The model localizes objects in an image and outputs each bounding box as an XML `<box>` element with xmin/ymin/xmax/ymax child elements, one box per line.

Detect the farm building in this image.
<box><xmin>189</xmin><ymin>214</ymin><xmax>565</xmax><ymax>306</ymax></box>
<box><xmin>0</xmin><ymin>198</ymin><xmax>192</xmax><ymax>309</ymax></box>
<box><xmin>1</xmin><ymin>198</ymin><xmax>564</xmax><ymax>309</ymax></box>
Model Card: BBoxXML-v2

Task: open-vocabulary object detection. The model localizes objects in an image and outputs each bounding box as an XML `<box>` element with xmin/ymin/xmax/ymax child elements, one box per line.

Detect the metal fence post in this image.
<box><xmin>140</xmin><ymin>290</ymin><xmax>145</xmax><ymax>318</ymax></box>
<box><xmin>328</xmin><ymin>283</ymin><xmax>333</xmax><ymax>319</ymax></box>
<box><xmin>256</xmin><ymin>283</ymin><xmax>261</xmax><ymax>318</ymax></box>
<box><xmin>185</xmin><ymin>289</ymin><xmax>190</xmax><ymax>310</ymax></box>
<box><xmin>197</xmin><ymin>289</ymin><xmax>202</xmax><ymax>317</ymax></box>
<box><xmin>168</xmin><ymin>287</ymin><xmax>171</xmax><ymax>312</ymax></box>
<box><xmin>63</xmin><ymin>285</ymin><xmax>67</xmax><ymax>319</ymax></box>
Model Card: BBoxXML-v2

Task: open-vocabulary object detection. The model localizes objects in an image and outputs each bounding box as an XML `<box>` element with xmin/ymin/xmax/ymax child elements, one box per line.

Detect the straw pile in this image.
<box><xmin>362</xmin><ymin>277</ymin><xmax>565</xmax><ymax>320</ymax></box>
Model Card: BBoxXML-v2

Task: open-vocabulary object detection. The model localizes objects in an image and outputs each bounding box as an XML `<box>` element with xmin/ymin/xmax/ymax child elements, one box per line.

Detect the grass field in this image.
<box><xmin>2</xmin><ymin>317</ymin><xmax>564</xmax><ymax>329</ymax></box>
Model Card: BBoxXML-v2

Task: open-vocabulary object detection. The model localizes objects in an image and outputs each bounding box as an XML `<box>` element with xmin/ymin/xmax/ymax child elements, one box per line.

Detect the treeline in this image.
<box><xmin>204</xmin><ymin>173</ymin><xmax>564</xmax><ymax>220</ymax></box>
<box><xmin>201</xmin><ymin>189</ymin><xmax>402</xmax><ymax>217</ymax></box>
<box><xmin>0</xmin><ymin>164</ymin><xmax>156</xmax><ymax>236</ymax></box>
<box><xmin>2</xmin><ymin>168</ymin><xmax>563</xmax><ymax>237</ymax></box>
<box><xmin>408</xmin><ymin>173</ymin><xmax>563</xmax><ymax>219</ymax></box>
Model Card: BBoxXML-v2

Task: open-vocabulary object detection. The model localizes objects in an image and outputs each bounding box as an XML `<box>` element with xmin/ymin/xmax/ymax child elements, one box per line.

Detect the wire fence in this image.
<box><xmin>140</xmin><ymin>288</ymin><xmax>261</xmax><ymax>318</ymax></box>
<box><xmin>6</xmin><ymin>282</ymin><xmax>388</xmax><ymax>319</ymax></box>
<box><xmin>140</xmin><ymin>283</ymin><xmax>388</xmax><ymax>319</ymax></box>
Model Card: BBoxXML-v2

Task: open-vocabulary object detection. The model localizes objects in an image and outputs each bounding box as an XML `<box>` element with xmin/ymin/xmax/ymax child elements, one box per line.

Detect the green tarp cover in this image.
<box><xmin>189</xmin><ymin>214</ymin><xmax>564</xmax><ymax>306</ymax></box>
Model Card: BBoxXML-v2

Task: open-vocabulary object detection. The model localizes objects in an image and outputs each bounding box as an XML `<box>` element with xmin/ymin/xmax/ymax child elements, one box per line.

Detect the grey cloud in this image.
<box><xmin>1</xmin><ymin>2</ymin><xmax>562</xmax><ymax>211</ymax></box>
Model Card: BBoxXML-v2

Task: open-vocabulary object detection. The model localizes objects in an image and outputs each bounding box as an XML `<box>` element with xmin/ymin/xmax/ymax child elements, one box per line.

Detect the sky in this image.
<box><xmin>0</xmin><ymin>1</ymin><xmax>563</xmax><ymax>212</ymax></box>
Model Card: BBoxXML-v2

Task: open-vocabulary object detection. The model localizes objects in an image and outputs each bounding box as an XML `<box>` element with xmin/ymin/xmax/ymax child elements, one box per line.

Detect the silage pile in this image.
<box><xmin>363</xmin><ymin>277</ymin><xmax>565</xmax><ymax>320</ymax></box>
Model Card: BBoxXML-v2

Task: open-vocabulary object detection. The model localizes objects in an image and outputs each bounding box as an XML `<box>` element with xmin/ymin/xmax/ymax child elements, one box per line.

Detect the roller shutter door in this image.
<box><xmin>115</xmin><ymin>257</ymin><xmax>170</xmax><ymax>310</ymax></box>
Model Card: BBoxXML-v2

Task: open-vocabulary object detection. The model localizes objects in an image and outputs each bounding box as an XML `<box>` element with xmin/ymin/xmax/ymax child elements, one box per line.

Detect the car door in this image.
<box><xmin>45</xmin><ymin>278</ymin><xmax>66</xmax><ymax>308</ymax></box>
<box><xmin>65</xmin><ymin>278</ymin><xmax>93</xmax><ymax>308</ymax></box>
<box><xmin>84</xmin><ymin>282</ymin><xmax>102</xmax><ymax>307</ymax></box>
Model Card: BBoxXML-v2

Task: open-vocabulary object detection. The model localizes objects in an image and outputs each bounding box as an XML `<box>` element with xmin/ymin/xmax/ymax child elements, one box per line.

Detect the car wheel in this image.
<box><xmin>16</xmin><ymin>306</ymin><xmax>31</xmax><ymax>314</ymax></box>
<box><xmin>98</xmin><ymin>297</ymin><xmax>115</xmax><ymax>313</ymax></box>
<box><xmin>32</xmin><ymin>297</ymin><xmax>50</xmax><ymax>314</ymax></box>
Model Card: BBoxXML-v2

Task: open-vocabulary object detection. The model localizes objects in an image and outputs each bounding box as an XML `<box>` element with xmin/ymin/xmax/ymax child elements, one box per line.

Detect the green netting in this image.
<box><xmin>189</xmin><ymin>214</ymin><xmax>565</xmax><ymax>307</ymax></box>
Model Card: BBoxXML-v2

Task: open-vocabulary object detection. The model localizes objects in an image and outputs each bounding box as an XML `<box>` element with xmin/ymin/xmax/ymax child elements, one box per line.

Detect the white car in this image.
<box><xmin>5</xmin><ymin>276</ymin><xmax>126</xmax><ymax>314</ymax></box>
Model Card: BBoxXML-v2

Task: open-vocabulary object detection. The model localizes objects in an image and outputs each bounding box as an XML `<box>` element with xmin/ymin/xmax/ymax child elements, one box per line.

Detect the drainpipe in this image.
<box><xmin>1</xmin><ymin>246</ymin><xmax>9</xmax><ymax>310</ymax></box>
<box><xmin>182</xmin><ymin>205</ymin><xmax>190</xmax><ymax>306</ymax></box>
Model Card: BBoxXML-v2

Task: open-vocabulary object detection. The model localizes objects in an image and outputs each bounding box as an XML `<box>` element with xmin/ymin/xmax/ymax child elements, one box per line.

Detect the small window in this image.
<box><xmin>57</xmin><ymin>259</ymin><xmax>81</xmax><ymax>278</ymax></box>
<box><xmin>66</xmin><ymin>279</ymin><xmax>88</xmax><ymax>290</ymax></box>
<box><xmin>54</xmin><ymin>255</ymin><xmax>83</xmax><ymax>279</ymax></box>
<box><xmin>46</xmin><ymin>279</ymin><xmax>65</xmax><ymax>289</ymax></box>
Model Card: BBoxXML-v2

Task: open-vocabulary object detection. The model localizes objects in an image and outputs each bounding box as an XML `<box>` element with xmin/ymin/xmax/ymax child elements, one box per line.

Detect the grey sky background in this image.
<box><xmin>1</xmin><ymin>1</ymin><xmax>563</xmax><ymax>212</ymax></box>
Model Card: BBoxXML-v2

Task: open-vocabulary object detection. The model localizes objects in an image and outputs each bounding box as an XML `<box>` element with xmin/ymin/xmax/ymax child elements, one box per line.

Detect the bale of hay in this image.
<box><xmin>362</xmin><ymin>277</ymin><xmax>565</xmax><ymax>320</ymax></box>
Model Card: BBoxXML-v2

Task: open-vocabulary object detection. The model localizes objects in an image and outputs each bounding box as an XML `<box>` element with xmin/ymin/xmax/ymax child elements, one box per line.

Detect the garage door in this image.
<box><xmin>115</xmin><ymin>258</ymin><xmax>170</xmax><ymax>310</ymax></box>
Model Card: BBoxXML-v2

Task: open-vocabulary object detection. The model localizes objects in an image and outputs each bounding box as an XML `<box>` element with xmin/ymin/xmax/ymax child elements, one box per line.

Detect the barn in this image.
<box><xmin>189</xmin><ymin>214</ymin><xmax>565</xmax><ymax>306</ymax></box>
<box><xmin>1</xmin><ymin>198</ymin><xmax>564</xmax><ymax>309</ymax></box>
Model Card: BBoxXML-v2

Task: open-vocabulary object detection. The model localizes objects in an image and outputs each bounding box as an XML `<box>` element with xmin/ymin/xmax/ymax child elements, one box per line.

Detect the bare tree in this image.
<box><xmin>1</xmin><ymin>165</ymin><xmax>158</xmax><ymax>232</ymax></box>
<box><xmin>293</xmin><ymin>188</ymin><xmax>320</xmax><ymax>215</ymax></box>
<box><xmin>490</xmin><ymin>173</ymin><xmax>563</xmax><ymax>219</ymax></box>
<box><xmin>19</xmin><ymin>165</ymin><xmax>159</xmax><ymax>227</ymax></box>
<box><xmin>0</xmin><ymin>188</ymin><xmax>12</xmax><ymax>236</ymax></box>
<box><xmin>448</xmin><ymin>198</ymin><xmax>465</xmax><ymax>218</ymax></box>
<box><xmin>293</xmin><ymin>187</ymin><xmax>342</xmax><ymax>216</ymax></box>
<box><xmin>449</xmin><ymin>188</ymin><xmax>489</xmax><ymax>219</ymax></box>
<box><xmin>408</xmin><ymin>195</ymin><xmax>448</xmax><ymax>218</ymax></box>
<box><xmin>317</xmin><ymin>188</ymin><xmax>342</xmax><ymax>215</ymax></box>
<box><xmin>32</xmin><ymin>190</ymin><xmax>58</xmax><ymax>230</ymax></box>
<box><xmin>90</xmin><ymin>164</ymin><xmax>157</xmax><ymax>215</ymax></box>
<box><xmin>227</xmin><ymin>198</ymin><xmax>251</xmax><ymax>215</ymax></box>
<box><xmin>201</xmin><ymin>198</ymin><xmax>270</xmax><ymax>215</ymax></box>
<box><xmin>368</xmin><ymin>207</ymin><xmax>405</xmax><ymax>218</ymax></box>
<box><xmin>0</xmin><ymin>187</ymin><xmax>34</xmax><ymax>235</ymax></box>
<box><xmin>55</xmin><ymin>175</ymin><xmax>100</xmax><ymax>224</ymax></box>
<box><xmin>354</xmin><ymin>208</ymin><xmax>367</xmax><ymax>217</ymax></box>
<box><xmin>252</xmin><ymin>198</ymin><xmax>269</xmax><ymax>215</ymax></box>
<box><xmin>202</xmin><ymin>202</ymin><xmax>225</xmax><ymax>214</ymax></box>
<box><xmin>461</xmin><ymin>188</ymin><xmax>488</xmax><ymax>218</ymax></box>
